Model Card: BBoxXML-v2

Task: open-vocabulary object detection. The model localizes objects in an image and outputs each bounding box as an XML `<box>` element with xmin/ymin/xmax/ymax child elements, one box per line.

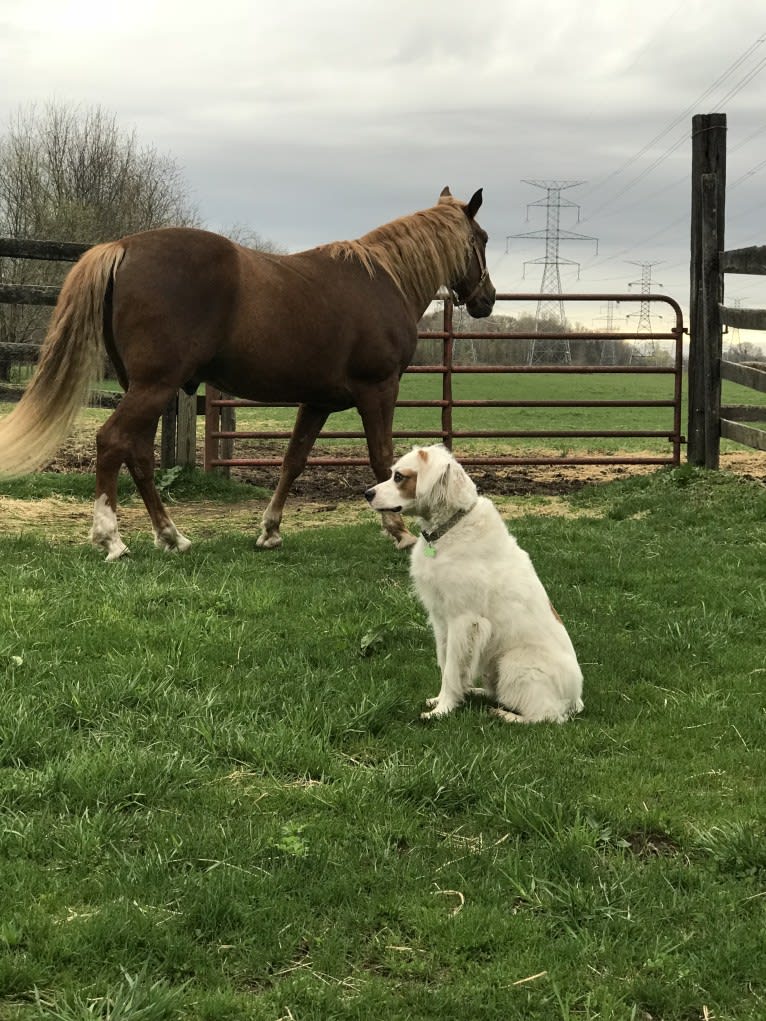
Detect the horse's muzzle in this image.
<box><xmin>468</xmin><ymin>290</ymin><xmax>496</xmax><ymax>318</ymax></box>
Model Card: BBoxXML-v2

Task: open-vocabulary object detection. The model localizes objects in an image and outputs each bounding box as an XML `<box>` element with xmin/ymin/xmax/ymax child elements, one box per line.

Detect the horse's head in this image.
<box><xmin>440</xmin><ymin>187</ymin><xmax>496</xmax><ymax>318</ymax></box>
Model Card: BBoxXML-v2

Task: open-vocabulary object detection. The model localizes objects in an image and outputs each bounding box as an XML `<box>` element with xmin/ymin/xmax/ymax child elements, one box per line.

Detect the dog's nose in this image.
<box><xmin>363</xmin><ymin>487</ymin><xmax>376</xmax><ymax>503</ymax></box>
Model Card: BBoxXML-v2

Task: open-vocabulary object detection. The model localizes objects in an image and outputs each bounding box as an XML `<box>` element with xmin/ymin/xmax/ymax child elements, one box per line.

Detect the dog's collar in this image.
<box><xmin>420</xmin><ymin>502</ymin><xmax>477</xmax><ymax>548</ymax></box>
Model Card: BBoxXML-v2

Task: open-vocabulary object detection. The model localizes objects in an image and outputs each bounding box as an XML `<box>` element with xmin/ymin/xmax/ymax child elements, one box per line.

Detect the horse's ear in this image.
<box><xmin>439</xmin><ymin>186</ymin><xmax>452</xmax><ymax>204</ymax></box>
<box><xmin>465</xmin><ymin>188</ymin><xmax>483</xmax><ymax>219</ymax></box>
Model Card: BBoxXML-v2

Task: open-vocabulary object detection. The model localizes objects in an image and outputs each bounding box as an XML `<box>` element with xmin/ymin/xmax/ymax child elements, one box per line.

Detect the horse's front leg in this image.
<box><xmin>355</xmin><ymin>380</ymin><xmax>416</xmax><ymax>549</ymax></box>
<box><xmin>257</xmin><ymin>403</ymin><xmax>330</xmax><ymax>549</ymax></box>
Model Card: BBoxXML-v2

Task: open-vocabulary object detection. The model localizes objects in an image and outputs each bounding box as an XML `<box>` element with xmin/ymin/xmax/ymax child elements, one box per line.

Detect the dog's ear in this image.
<box><xmin>415</xmin><ymin>447</ymin><xmax>476</xmax><ymax>511</ymax></box>
<box><xmin>442</xmin><ymin>456</ymin><xmax>478</xmax><ymax>510</ymax></box>
<box><xmin>415</xmin><ymin>447</ymin><xmax>447</xmax><ymax>506</ymax></box>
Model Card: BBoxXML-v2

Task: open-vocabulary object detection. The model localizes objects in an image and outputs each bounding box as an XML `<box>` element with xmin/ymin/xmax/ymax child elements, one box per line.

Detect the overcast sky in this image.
<box><xmin>2</xmin><ymin>0</ymin><xmax>765</xmax><ymax>337</ymax></box>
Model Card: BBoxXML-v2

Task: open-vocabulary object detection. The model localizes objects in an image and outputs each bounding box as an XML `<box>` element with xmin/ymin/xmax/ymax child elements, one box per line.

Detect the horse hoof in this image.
<box><xmin>154</xmin><ymin>528</ymin><xmax>192</xmax><ymax>554</ymax></box>
<box><xmin>256</xmin><ymin>532</ymin><xmax>282</xmax><ymax>549</ymax></box>
<box><xmin>104</xmin><ymin>542</ymin><xmax>129</xmax><ymax>562</ymax></box>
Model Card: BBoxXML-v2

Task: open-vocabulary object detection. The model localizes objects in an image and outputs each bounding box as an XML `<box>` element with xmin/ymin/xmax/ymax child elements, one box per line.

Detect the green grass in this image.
<box><xmin>0</xmin><ymin>467</ymin><xmax>765</xmax><ymax>1019</ymax></box>
<box><xmin>0</xmin><ymin>468</ymin><xmax>264</xmax><ymax>504</ymax></box>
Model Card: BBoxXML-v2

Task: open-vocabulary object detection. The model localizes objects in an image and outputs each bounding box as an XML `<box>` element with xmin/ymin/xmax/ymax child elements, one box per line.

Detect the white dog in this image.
<box><xmin>365</xmin><ymin>445</ymin><xmax>584</xmax><ymax>723</ymax></box>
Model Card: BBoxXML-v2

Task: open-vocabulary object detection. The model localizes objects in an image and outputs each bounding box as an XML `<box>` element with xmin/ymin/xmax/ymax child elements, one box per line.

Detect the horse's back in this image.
<box><xmin>109</xmin><ymin>225</ymin><xmax>417</xmax><ymax>402</ymax></box>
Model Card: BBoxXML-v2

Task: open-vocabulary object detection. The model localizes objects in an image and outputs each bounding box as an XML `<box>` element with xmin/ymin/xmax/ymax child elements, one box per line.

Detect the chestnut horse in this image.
<box><xmin>0</xmin><ymin>187</ymin><xmax>495</xmax><ymax>560</ymax></box>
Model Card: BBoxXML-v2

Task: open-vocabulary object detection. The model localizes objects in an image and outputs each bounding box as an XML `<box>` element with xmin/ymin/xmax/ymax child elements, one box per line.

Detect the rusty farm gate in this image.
<box><xmin>205</xmin><ymin>292</ymin><xmax>685</xmax><ymax>472</ymax></box>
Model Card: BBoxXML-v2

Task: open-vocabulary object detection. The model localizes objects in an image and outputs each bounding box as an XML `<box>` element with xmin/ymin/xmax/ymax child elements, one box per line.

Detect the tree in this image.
<box><xmin>0</xmin><ymin>102</ymin><xmax>199</xmax><ymax>379</ymax></box>
<box><xmin>725</xmin><ymin>339</ymin><xmax>765</xmax><ymax>364</ymax></box>
<box><xmin>0</xmin><ymin>102</ymin><xmax>198</xmax><ymax>242</ymax></box>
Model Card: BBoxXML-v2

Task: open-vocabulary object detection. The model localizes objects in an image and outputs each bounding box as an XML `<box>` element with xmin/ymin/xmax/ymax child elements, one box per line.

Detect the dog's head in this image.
<box><xmin>364</xmin><ymin>445</ymin><xmax>477</xmax><ymax>517</ymax></box>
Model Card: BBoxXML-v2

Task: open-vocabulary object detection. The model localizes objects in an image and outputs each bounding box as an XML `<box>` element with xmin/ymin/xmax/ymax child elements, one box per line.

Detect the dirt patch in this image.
<box><xmin>42</xmin><ymin>420</ymin><xmax>765</xmax><ymax>499</ymax></box>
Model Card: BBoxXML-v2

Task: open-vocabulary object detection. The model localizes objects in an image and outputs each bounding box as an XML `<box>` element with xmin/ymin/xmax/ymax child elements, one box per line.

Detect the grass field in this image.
<box><xmin>1</xmin><ymin>464</ymin><xmax>765</xmax><ymax>1020</ymax></box>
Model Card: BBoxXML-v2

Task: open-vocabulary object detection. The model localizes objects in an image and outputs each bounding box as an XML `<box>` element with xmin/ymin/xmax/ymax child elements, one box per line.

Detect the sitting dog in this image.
<box><xmin>365</xmin><ymin>445</ymin><xmax>583</xmax><ymax>723</ymax></box>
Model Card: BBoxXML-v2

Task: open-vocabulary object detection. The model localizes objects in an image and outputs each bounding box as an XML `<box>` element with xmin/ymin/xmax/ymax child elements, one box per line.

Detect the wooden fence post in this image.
<box><xmin>700</xmin><ymin>174</ymin><xmax>723</xmax><ymax>468</ymax></box>
<box><xmin>688</xmin><ymin>112</ymin><xmax>726</xmax><ymax>466</ymax></box>
<box><xmin>160</xmin><ymin>390</ymin><xmax>199</xmax><ymax>469</ymax></box>
<box><xmin>175</xmin><ymin>390</ymin><xmax>198</xmax><ymax>467</ymax></box>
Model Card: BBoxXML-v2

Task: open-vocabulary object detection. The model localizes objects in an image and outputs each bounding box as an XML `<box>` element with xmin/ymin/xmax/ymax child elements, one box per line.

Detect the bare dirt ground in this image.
<box><xmin>40</xmin><ymin>419</ymin><xmax>766</xmax><ymax>495</ymax></box>
<box><xmin>2</xmin><ymin>419</ymin><xmax>763</xmax><ymax>542</ymax></box>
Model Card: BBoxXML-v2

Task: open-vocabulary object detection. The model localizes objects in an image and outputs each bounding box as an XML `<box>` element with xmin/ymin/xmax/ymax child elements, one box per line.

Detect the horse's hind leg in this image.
<box><xmin>257</xmin><ymin>403</ymin><xmax>330</xmax><ymax>549</ymax></box>
<box><xmin>90</xmin><ymin>405</ymin><xmax>133</xmax><ymax>561</ymax></box>
<box><xmin>127</xmin><ymin>440</ymin><xmax>191</xmax><ymax>556</ymax></box>
<box><xmin>90</xmin><ymin>386</ymin><xmax>190</xmax><ymax>560</ymax></box>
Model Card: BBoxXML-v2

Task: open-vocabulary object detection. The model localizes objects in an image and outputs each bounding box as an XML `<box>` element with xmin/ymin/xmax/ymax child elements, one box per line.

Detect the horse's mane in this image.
<box><xmin>322</xmin><ymin>196</ymin><xmax>471</xmax><ymax>299</ymax></box>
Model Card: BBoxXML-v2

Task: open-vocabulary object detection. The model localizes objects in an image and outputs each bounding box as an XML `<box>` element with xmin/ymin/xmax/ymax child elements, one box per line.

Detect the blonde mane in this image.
<box><xmin>322</xmin><ymin>196</ymin><xmax>472</xmax><ymax>300</ymax></box>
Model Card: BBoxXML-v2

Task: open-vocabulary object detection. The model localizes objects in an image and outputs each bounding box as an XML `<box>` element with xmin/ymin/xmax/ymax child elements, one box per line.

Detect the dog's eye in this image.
<box><xmin>393</xmin><ymin>471</ymin><xmax>404</xmax><ymax>483</ymax></box>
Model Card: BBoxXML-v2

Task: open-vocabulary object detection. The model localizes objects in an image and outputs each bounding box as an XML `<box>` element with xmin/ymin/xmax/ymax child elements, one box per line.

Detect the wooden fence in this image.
<box><xmin>0</xmin><ymin>237</ymin><xmax>197</xmax><ymax>468</ymax></box>
<box><xmin>688</xmin><ymin>112</ymin><xmax>766</xmax><ymax>467</ymax></box>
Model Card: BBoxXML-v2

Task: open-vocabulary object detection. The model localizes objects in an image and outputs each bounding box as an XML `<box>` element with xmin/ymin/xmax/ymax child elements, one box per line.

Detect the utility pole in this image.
<box><xmin>626</xmin><ymin>261</ymin><xmax>663</xmax><ymax>362</ymax></box>
<box><xmin>508</xmin><ymin>180</ymin><xmax>598</xmax><ymax>363</ymax></box>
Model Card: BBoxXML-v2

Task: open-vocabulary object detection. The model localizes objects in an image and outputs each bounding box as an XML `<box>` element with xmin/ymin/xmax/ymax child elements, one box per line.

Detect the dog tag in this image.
<box><xmin>423</xmin><ymin>543</ymin><xmax>437</xmax><ymax>558</ymax></box>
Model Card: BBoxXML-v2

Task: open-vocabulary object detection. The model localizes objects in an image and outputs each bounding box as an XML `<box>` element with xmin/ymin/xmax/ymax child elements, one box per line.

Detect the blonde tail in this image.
<box><xmin>0</xmin><ymin>241</ymin><xmax>125</xmax><ymax>475</ymax></box>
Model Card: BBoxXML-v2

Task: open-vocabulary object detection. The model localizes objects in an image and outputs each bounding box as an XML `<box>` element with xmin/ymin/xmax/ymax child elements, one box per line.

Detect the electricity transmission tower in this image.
<box><xmin>626</xmin><ymin>261</ymin><xmax>663</xmax><ymax>362</ymax></box>
<box><xmin>507</xmin><ymin>180</ymin><xmax>598</xmax><ymax>364</ymax></box>
<box><xmin>595</xmin><ymin>300</ymin><xmax>619</xmax><ymax>364</ymax></box>
<box><xmin>726</xmin><ymin>297</ymin><xmax>745</xmax><ymax>354</ymax></box>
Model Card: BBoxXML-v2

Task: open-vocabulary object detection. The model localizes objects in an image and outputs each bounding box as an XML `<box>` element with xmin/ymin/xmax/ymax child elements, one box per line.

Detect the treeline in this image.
<box><xmin>414</xmin><ymin>308</ymin><xmax>642</xmax><ymax>366</ymax></box>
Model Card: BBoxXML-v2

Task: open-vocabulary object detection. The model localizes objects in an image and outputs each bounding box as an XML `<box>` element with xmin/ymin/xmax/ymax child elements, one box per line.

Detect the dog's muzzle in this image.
<box><xmin>363</xmin><ymin>487</ymin><xmax>376</xmax><ymax>504</ymax></box>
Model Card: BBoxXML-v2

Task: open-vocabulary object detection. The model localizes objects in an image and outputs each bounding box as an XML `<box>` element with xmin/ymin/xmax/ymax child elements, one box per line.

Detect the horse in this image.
<box><xmin>0</xmin><ymin>187</ymin><xmax>495</xmax><ymax>560</ymax></box>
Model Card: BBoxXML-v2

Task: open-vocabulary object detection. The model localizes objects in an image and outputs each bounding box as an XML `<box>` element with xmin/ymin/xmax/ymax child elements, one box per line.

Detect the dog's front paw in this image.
<box><xmin>420</xmin><ymin>699</ymin><xmax>456</xmax><ymax>721</ymax></box>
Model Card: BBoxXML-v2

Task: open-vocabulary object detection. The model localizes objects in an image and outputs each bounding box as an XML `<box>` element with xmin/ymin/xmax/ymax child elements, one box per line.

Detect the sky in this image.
<box><xmin>1</xmin><ymin>0</ymin><xmax>765</xmax><ymax>344</ymax></box>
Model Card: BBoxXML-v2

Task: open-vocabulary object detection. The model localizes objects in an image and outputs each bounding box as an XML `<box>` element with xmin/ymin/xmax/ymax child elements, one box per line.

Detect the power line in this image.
<box><xmin>580</xmin><ymin>36</ymin><xmax>766</xmax><ymax>222</ymax></box>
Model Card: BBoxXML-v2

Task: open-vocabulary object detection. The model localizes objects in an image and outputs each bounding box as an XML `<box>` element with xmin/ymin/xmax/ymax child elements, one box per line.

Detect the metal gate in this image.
<box><xmin>204</xmin><ymin>292</ymin><xmax>685</xmax><ymax>470</ymax></box>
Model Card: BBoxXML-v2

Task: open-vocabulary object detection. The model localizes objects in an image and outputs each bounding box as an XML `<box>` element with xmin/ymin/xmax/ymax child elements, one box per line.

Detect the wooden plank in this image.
<box><xmin>0</xmin><ymin>237</ymin><xmax>90</xmax><ymax>261</ymax></box>
<box><xmin>0</xmin><ymin>342</ymin><xmax>41</xmax><ymax>357</ymax></box>
<box><xmin>720</xmin><ymin>359</ymin><xmax>766</xmax><ymax>393</ymax></box>
<box><xmin>720</xmin><ymin>419</ymin><xmax>766</xmax><ymax>451</ymax></box>
<box><xmin>720</xmin><ymin>305</ymin><xmax>766</xmax><ymax>330</ymax></box>
<box><xmin>720</xmin><ymin>245</ymin><xmax>766</xmax><ymax>275</ymax></box>
<box><xmin>720</xmin><ymin>404</ymin><xmax>766</xmax><ymax>422</ymax></box>
<box><xmin>0</xmin><ymin>283</ymin><xmax>60</xmax><ymax>306</ymax></box>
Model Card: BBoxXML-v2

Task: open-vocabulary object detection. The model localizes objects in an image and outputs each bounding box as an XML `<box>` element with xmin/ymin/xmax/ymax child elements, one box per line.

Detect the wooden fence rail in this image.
<box><xmin>688</xmin><ymin>113</ymin><xmax>766</xmax><ymax>467</ymax></box>
<box><xmin>0</xmin><ymin>236</ymin><xmax>196</xmax><ymax>468</ymax></box>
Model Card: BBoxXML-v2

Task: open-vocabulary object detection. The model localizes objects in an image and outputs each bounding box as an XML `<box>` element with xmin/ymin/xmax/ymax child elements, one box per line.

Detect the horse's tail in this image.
<box><xmin>0</xmin><ymin>241</ymin><xmax>125</xmax><ymax>475</ymax></box>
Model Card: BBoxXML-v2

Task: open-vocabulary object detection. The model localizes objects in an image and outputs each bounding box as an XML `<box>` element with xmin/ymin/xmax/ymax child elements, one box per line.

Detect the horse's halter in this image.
<box><xmin>451</xmin><ymin>233</ymin><xmax>490</xmax><ymax>307</ymax></box>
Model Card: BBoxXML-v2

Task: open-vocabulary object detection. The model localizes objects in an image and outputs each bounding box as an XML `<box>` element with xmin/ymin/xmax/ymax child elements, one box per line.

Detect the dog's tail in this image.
<box><xmin>0</xmin><ymin>241</ymin><xmax>125</xmax><ymax>475</ymax></box>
